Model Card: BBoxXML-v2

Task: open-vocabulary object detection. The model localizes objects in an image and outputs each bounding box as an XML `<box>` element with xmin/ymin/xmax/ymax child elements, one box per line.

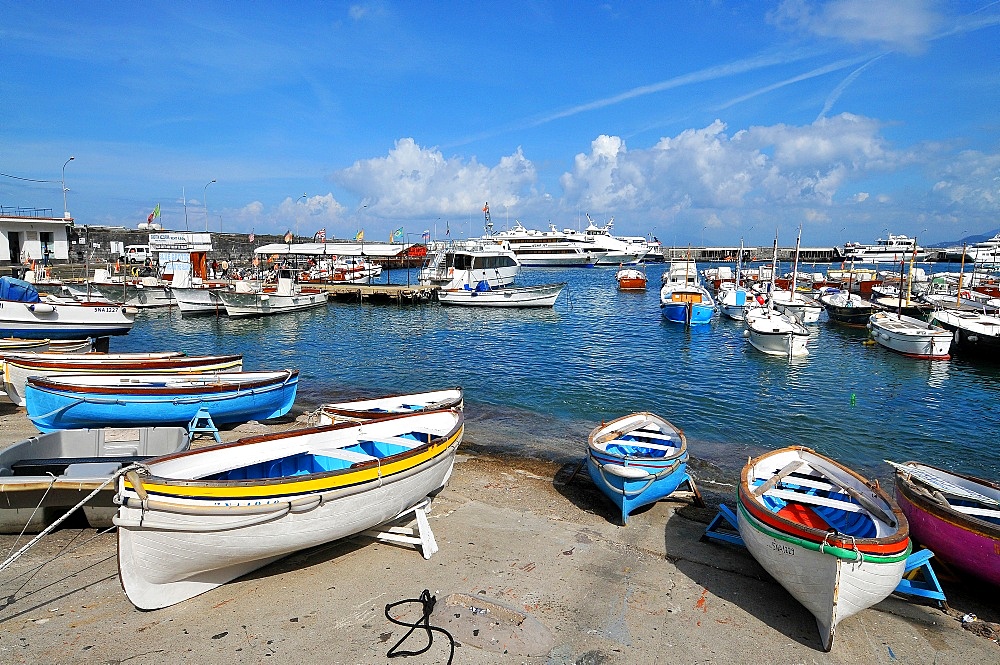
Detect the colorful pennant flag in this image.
<box><xmin>248</xmin><ymin>230</ymin><xmax>255</xmax><ymax>243</ymax></box>
<box><xmin>355</xmin><ymin>229</ymin><xmax>364</xmax><ymax>242</ymax></box>
<box><xmin>284</xmin><ymin>230</ymin><xmax>293</xmax><ymax>243</ymax></box>
<box><xmin>391</xmin><ymin>227</ymin><xmax>403</xmax><ymax>243</ymax></box>
<box><xmin>421</xmin><ymin>230</ymin><xmax>430</xmax><ymax>243</ymax></box>
<box><xmin>314</xmin><ymin>228</ymin><xmax>326</xmax><ymax>241</ymax></box>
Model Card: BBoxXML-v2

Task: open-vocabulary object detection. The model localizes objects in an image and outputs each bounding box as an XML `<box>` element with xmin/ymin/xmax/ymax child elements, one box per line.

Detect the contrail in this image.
<box><xmin>715</xmin><ymin>55</ymin><xmax>872</xmax><ymax>111</ymax></box>
<box><xmin>817</xmin><ymin>54</ymin><xmax>887</xmax><ymax>120</ymax></box>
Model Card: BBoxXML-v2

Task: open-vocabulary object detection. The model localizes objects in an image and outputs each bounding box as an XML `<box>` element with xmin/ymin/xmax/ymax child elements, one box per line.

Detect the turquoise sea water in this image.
<box><xmin>115</xmin><ymin>263</ymin><xmax>1000</xmax><ymax>484</ymax></box>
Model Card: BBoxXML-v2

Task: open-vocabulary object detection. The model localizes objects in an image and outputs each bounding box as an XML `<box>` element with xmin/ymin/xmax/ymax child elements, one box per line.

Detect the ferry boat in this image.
<box><xmin>487</xmin><ymin>221</ymin><xmax>607</xmax><ymax>267</ymax></box>
<box><xmin>562</xmin><ymin>216</ymin><xmax>647</xmax><ymax>265</ymax></box>
<box><xmin>841</xmin><ymin>235</ymin><xmax>927</xmax><ymax>263</ymax></box>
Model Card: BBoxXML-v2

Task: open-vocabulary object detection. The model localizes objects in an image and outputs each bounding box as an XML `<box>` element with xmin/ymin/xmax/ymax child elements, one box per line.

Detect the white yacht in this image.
<box><xmin>418</xmin><ymin>239</ymin><xmax>521</xmax><ymax>289</ymax></box>
<box><xmin>966</xmin><ymin>232</ymin><xmax>1000</xmax><ymax>267</ymax></box>
<box><xmin>487</xmin><ymin>221</ymin><xmax>607</xmax><ymax>267</ymax></box>
<box><xmin>842</xmin><ymin>234</ymin><xmax>927</xmax><ymax>263</ymax></box>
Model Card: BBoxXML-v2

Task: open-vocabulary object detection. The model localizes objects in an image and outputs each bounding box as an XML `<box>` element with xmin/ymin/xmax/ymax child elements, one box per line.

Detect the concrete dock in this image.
<box><xmin>0</xmin><ymin>415</ymin><xmax>997</xmax><ymax>664</ymax></box>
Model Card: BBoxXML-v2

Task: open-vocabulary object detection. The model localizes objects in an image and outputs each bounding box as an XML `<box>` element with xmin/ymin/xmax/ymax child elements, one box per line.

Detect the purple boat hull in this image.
<box><xmin>895</xmin><ymin>472</ymin><xmax>1000</xmax><ymax>587</ymax></box>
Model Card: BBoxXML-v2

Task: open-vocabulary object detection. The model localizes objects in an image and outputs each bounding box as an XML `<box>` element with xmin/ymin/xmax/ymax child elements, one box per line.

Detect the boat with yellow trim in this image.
<box><xmin>113</xmin><ymin>408</ymin><xmax>463</xmax><ymax>609</ymax></box>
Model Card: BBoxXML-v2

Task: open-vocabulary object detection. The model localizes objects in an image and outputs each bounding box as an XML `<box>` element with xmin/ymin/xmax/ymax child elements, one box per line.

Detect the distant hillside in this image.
<box><xmin>926</xmin><ymin>228</ymin><xmax>1000</xmax><ymax>248</ymax></box>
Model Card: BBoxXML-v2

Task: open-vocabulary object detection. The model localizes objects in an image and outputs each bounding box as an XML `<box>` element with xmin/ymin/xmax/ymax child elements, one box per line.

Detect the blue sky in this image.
<box><xmin>2</xmin><ymin>1</ymin><xmax>999</xmax><ymax>247</ymax></box>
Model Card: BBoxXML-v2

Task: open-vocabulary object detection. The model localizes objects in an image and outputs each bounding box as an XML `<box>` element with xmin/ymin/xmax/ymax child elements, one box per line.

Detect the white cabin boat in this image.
<box><xmin>418</xmin><ymin>240</ymin><xmax>520</xmax><ymax>290</ymax></box>
<box><xmin>487</xmin><ymin>221</ymin><xmax>607</xmax><ymax>267</ymax></box>
<box><xmin>867</xmin><ymin>311</ymin><xmax>952</xmax><ymax>359</ymax></box>
<box><xmin>218</xmin><ymin>270</ymin><xmax>328</xmax><ymax>318</ymax></box>
<box><xmin>842</xmin><ymin>234</ymin><xmax>927</xmax><ymax>263</ymax></box>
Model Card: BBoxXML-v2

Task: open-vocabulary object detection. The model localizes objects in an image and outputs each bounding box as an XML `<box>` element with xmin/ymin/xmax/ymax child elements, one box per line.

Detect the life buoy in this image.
<box><xmin>960</xmin><ymin>290</ymin><xmax>971</xmax><ymax>299</ymax></box>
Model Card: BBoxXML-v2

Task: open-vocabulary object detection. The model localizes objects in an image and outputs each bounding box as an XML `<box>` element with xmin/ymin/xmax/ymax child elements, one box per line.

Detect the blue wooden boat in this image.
<box><xmin>24</xmin><ymin>370</ymin><xmax>298</xmax><ymax>433</ymax></box>
<box><xmin>586</xmin><ymin>412</ymin><xmax>691</xmax><ymax>524</ymax></box>
<box><xmin>659</xmin><ymin>260</ymin><xmax>715</xmax><ymax>325</ymax></box>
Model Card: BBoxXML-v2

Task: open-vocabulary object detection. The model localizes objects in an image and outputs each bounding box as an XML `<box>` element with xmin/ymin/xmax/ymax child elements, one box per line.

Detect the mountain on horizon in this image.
<box><xmin>926</xmin><ymin>228</ymin><xmax>1000</xmax><ymax>248</ymax></box>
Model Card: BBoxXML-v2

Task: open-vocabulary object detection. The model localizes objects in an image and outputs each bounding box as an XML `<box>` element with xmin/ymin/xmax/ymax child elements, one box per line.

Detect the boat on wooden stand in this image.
<box><xmin>889</xmin><ymin>460</ymin><xmax>1000</xmax><ymax>588</ymax></box>
<box><xmin>317</xmin><ymin>387</ymin><xmax>464</xmax><ymax>425</ymax></box>
<box><xmin>25</xmin><ymin>370</ymin><xmax>299</xmax><ymax>433</ymax></box>
<box><xmin>738</xmin><ymin>446</ymin><xmax>910</xmax><ymax>651</ymax></box>
<box><xmin>586</xmin><ymin>412</ymin><xmax>698</xmax><ymax>524</ymax></box>
<box><xmin>114</xmin><ymin>408</ymin><xmax>463</xmax><ymax>609</ymax></box>
<box><xmin>0</xmin><ymin>426</ymin><xmax>190</xmax><ymax>533</ymax></box>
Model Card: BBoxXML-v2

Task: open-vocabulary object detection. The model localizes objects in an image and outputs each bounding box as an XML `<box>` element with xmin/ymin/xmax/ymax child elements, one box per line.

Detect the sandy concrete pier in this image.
<box><xmin>0</xmin><ymin>412</ymin><xmax>997</xmax><ymax>664</ymax></box>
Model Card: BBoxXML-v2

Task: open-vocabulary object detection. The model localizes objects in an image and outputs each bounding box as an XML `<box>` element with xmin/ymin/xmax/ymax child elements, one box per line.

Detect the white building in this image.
<box><xmin>0</xmin><ymin>208</ymin><xmax>72</xmax><ymax>265</ymax></box>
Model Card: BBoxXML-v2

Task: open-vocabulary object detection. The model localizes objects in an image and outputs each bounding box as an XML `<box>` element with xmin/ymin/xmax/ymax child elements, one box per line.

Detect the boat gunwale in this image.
<box><xmin>893</xmin><ymin>463</ymin><xmax>1000</xmax><ymax>539</ymax></box>
<box><xmin>319</xmin><ymin>388</ymin><xmax>464</xmax><ymax>420</ymax></box>
<box><xmin>27</xmin><ymin>369</ymin><xmax>298</xmax><ymax>396</ymax></box>
<box><xmin>587</xmin><ymin>411</ymin><xmax>688</xmax><ymax>464</ymax></box>
<box><xmin>739</xmin><ymin>446</ymin><xmax>910</xmax><ymax>555</ymax></box>
<box><xmin>5</xmin><ymin>353</ymin><xmax>243</xmax><ymax>371</ymax></box>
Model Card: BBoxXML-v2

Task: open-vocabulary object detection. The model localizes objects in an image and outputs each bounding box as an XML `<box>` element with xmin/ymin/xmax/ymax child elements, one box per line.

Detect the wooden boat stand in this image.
<box><xmin>361</xmin><ymin>497</ymin><xmax>439</xmax><ymax>560</ymax></box>
<box><xmin>187</xmin><ymin>407</ymin><xmax>221</xmax><ymax>443</ymax></box>
<box><xmin>702</xmin><ymin>504</ymin><xmax>948</xmax><ymax>608</ymax></box>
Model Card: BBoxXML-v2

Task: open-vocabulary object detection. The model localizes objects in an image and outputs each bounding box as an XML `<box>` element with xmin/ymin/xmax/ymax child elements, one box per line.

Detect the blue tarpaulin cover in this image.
<box><xmin>0</xmin><ymin>277</ymin><xmax>40</xmax><ymax>303</ymax></box>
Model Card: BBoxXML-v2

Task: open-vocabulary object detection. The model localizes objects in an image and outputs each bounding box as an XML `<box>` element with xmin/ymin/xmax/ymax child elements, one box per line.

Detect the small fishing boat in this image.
<box><xmin>0</xmin><ymin>426</ymin><xmax>190</xmax><ymax>533</ymax></box>
<box><xmin>89</xmin><ymin>276</ymin><xmax>175</xmax><ymax>308</ymax></box>
<box><xmin>3</xmin><ymin>352</ymin><xmax>239</xmax><ymax>406</ymax></box>
<box><xmin>317</xmin><ymin>387</ymin><xmax>464</xmax><ymax>425</ymax></box>
<box><xmin>867</xmin><ymin>311</ymin><xmax>952</xmax><ymax>359</ymax></box>
<box><xmin>889</xmin><ymin>460</ymin><xmax>1000</xmax><ymax>587</ymax></box>
<box><xmin>771</xmin><ymin>226</ymin><xmax>823</xmax><ymax>324</ymax></box>
<box><xmin>114</xmin><ymin>409</ymin><xmax>463</xmax><ymax>609</ymax></box>
<box><xmin>818</xmin><ymin>288</ymin><xmax>876</xmax><ymax>327</ymax></box>
<box><xmin>660</xmin><ymin>260</ymin><xmax>715</xmax><ymax>325</ymax></box>
<box><xmin>928</xmin><ymin>309</ymin><xmax>1000</xmax><ymax>360</ymax></box>
<box><xmin>0</xmin><ymin>338</ymin><xmax>50</xmax><ymax>354</ymax></box>
<box><xmin>218</xmin><ymin>270</ymin><xmax>328</xmax><ymax>317</ymax></box>
<box><xmin>331</xmin><ymin>256</ymin><xmax>383</xmax><ymax>284</ymax></box>
<box><xmin>25</xmin><ymin>370</ymin><xmax>298</xmax><ymax>433</ymax></box>
<box><xmin>49</xmin><ymin>338</ymin><xmax>95</xmax><ymax>353</ymax></box>
<box><xmin>745</xmin><ymin>307</ymin><xmax>810</xmax><ymax>357</ymax></box>
<box><xmin>0</xmin><ymin>277</ymin><xmax>135</xmax><ymax>339</ymax></box>
<box><xmin>738</xmin><ymin>446</ymin><xmax>910</xmax><ymax>651</ymax></box>
<box><xmin>437</xmin><ymin>281</ymin><xmax>566</xmax><ymax>308</ymax></box>
<box><xmin>586</xmin><ymin>412</ymin><xmax>691</xmax><ymax>524</ymax></box>
<box><xmin>170</xmin><ymin>284</ymin><xmax>228</xmax><ymax>316</ymax></box>
<box><xmin>717</xmin><ymin>283</ymin><xmax>758</xmax><ymax>320</ymax></box>
<box><xmin>615</xmin><ymin>267</ymin><xmax>647</xmax><ymax>290</ymax></box>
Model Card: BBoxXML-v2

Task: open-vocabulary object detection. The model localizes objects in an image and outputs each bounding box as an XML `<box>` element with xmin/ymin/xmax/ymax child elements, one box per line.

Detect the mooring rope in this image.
<box><xmin>4</xmin><ymin>474</ymin><xmax>59</xmax><ymax>561</ymax></box>
<box><xmin>0</xmin><ymin>463</ymin><xmax>144</xmax><ymax>573</ymax></box>
<box><xmin>384</xmin><ymin>589</ymin><xmax>455</xmax><ymax>665</ymax></box>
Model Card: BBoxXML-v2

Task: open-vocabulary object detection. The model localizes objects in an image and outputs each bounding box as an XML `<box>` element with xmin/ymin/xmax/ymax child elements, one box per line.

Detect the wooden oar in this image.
<box><xmin>753</xmin><ymin>460</ymin><xmax>805</xmax><ymax>497</ymax></box>
<box><xmin>807</xmin><ymin>457</ymin><xmax>896</xmax><ymax>527</ymax></box>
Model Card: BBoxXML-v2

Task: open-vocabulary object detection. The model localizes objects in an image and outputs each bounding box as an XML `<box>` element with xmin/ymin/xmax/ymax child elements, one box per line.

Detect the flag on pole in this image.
<box><xmin>391</xmin><ymin>227</ymin><xmax>403</xmax><ymax>243</ymax></box>
<box><xmin>483</xmin><ymin>202</ymin><xmax>490</xmax><ymax>222</ymax></box>
<box><xmin>421</xmin><ymin>230</ymin><xmax>430</xmax><ymax>243</ymax></box>
<box><xmin>147</xmin><ymin>203</ymin><xmax>161</xmax><ymax>223</ymax></box>
<box><xmin>445</xmin><ymin>222</ymin><xmax>450</xmax><ymax>236</ymax></box>
<box><xmin>355</xmin><ymin>229</ymin><xmax>364</xmax><ymax>242</ymax></box>
<box><xmin>284</xmin><ymin>230</ymin><xmax>293</xmax><ymax>243</ymax></box>
<box><xmin>314</xmin><ymin>228</ymin><xmax>326</xmax><ymax>241</ymax></box>
<box><xmin>248</xmin><ymin>230</ymin><xmax>255</xmax><ymax>243</ymax></box>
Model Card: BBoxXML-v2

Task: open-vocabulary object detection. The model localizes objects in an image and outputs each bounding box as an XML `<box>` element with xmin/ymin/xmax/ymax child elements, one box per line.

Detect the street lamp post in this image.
<box><xmin>61</xmin><ymin>156</ymin><xmax>75</xmax><ymax>219</ymax></box>
<box><xmin>295</xmin><ymin>193</ymin><xmax>307</xmax><ymax>240</ymax></box>
<box><xmin>204</xmin><ymin>180</ymin><xmax>216</xmax><ymax>232</ymax></box>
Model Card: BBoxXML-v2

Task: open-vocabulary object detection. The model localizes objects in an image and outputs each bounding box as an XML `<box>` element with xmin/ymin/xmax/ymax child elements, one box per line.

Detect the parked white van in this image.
<box><xmin>125</xmin><ymin>245</ymin><xmax>151</xmax><ymax>264</ymax></box>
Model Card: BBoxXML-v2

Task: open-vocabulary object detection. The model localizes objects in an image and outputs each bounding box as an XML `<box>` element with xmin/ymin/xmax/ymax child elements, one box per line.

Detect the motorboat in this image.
<box><xmin>928</xmin><ymin>309</ymin><xmax>1000</xmax><ymax>359</ymax></box>
<box><xmin>867</xmin><ymin>311</ymin><xmax>952</xmax><ymax>359</ymax></box>
<box><xmin>331</xmin><ymin>256</ymin><xmax>383</xmax><ymax>284</ymax></box>
<box><xmin>659</xmin><ymin>260</ymin><xmax>715</xmax><ymax>325</ymax></box>
<box><xmin>738</xmin><ymin>446</ymin><xmax>910</xmax><ymax>651</ymax></box>
<box><xmin>717</xmin><ymin>282</ymin><xmax>759</xmax><ymax>320</ymax></box>
<box><xmin>487</xmin><ymin>221</ymin><xmax>607</xmax><ymax>267</ymax></box>
<box><xmin>771</xmin><ymin>227</ymin><xmax>823</xmax><ymax>324</ymax></box>
<box><xmin>437</xmin><ymin>280</ymin><xmax>565</xmax><ymax>307</ymax></box>
<box><xmin>418</xmin><ymin>239</ymin><xmax>521</xmax><ymax>290</ymax></box>
<box><xmin>0</xmin><ymin>277</ymin><xmax>135</xmax><ymax>339</ymax></box>
<box><xmin>87</xmin><ymin>269</ymin><xmax>175</xmax><ymax>308</ymax></box>
<box><xmin>841</xmin><ymin>234</ymin><xmax>927</xmax><ymax>263</ymax></box>
<box><xmin>114</xmin><ymin>409</ymin><xmax>463</xmax><ymax>609</ymax></box>
<box><xmin>615</xmin><ymin>267</ymin><xmax>647</xmax><ymax>290</ymax></box>
<box><xmin>219</xmin><ymin>269</ymin><xmax>328</xmax><ymax>317</ymax></box>
<box><xmin>817</xmin><ymin>288</ymin><xmax>876</xmax><ymax>327</ymax></box>
<box><xmin>745</xmin><ymin>307</ymin><xmax>810</xmax><ymax>357</ymax></box>
<box><xmin>562</xmin><ymin>215</ymin><xmax>646</xmax><ymax>265</ymax></box>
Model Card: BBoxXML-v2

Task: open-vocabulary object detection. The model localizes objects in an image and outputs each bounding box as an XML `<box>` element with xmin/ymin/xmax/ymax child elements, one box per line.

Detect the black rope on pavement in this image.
<box><xmin>384</xmin><ymin>589</ymin><xmax>455</xmax><ymax>664</ymax></box>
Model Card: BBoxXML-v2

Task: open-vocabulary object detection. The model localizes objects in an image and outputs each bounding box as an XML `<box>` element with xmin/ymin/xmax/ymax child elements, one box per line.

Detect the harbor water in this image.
<box><xmin>117</xmin><ymin>263</ymin><xmax>1000</xmax><ymax>484</ymax></box>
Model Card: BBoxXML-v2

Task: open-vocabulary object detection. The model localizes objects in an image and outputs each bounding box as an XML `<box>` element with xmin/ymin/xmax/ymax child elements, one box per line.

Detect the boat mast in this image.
<box><xmin>736</xmin><ymin>237</ymin><xmax>744</xmax><ymax>288</ymax></box>
<box><xmin>769</xmin><ymin>231</ymin><xmax>778</xmax><ymax>311</ymax></box>
<box><xmin>790</xmin><ymin>225</ymin><xmax>802</xmax><ymax>301</ymax></box>
<box><xmin>906</xmin><ymin>237</ymin><xmax>918</xmax><ymax>308</ymax></box>
<box><xmin>895</xmin><ymin>254</ymin><xmax>905</xmax><ymax>316</ymax></box>
<box><xmin>955</xmin><ymin>242</ymin><xmax>967</xmax><ymax>309</ymax></box>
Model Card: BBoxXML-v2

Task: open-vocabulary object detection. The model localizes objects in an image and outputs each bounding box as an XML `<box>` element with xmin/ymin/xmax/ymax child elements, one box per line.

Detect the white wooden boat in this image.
<box><xmin>744</xmin><ymin>308</ymin><xmax>810</xmax><ymax>357</ymax></box>
<box><xmin>867</xmin><ymin>311</ymin><xmax>952</xmax><ymax>359</ymax></box>
<box><xmin>771</xmin><ymin>290</ymin><xmax>823</xmax><ymax>323</ymax></box>
<box><xmin>717</xmin><ymin>283</ymin><xmax>759</xmax><ymax>320</ymax></box>
<box><xmin>114</xmin><ymin>409</ymin><xmax>463</xmax><ymax>609</ymax></box>
<box><xmin>738</xmin><ymin>446</ymin><xmax>910</xmax><ymax>651</ymax></box>
<box><xmin>218</xmin><ymin>272</ymin><xmax>328</xmax><ymax>317</ymax></box>
<box><xmin>317</xmin><ymin>388</ymin><xmax>464</xmax><ymax>424</ymax></box>
<box><xmin>0</xmin><ymin>426</ymin><xmax>190</xmax><ymax>533</ymax></box>
<box><xmin>49</xmin><ymin>338</ymin><xmax>95</xmax><ymax>353</ymax></box>
<box><xmin>614</xmin><ymin>267</ymin><xmax>647</xmax><ymax>290</ymax></box>
<box><xmin>331</xmin><ymin>257</ymin><xmax>383</xmax><ymax>284</ymax></box>
<box><xmin>437</xmin><ymin>282</ymin><xmax>565</xmax><ymax>307</ymax></box>
<box><xmin>3</xmin><ymin>352</ymin><xmax>237</xmax><ymax>406</ymax></box>
<box><xmin>89</xmin><ymin>275</ymin><xmax>175</xmax><ymax>308</ymax></box>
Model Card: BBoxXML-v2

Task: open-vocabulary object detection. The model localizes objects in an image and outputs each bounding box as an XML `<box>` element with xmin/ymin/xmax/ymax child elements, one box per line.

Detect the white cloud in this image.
<box><xmin>852</xmin><ymin>192</ymin><xmax>869</xmax><ymax>202</ymax></box>
<box><xmin>333</xmin><ymin>138</ymin><xmax>538</xmax><ymax>218</ymax></box>
<box><xmin>770</xmin><ymin>0</ymin><xmax>942</xmax><ymax>53</ymax></box>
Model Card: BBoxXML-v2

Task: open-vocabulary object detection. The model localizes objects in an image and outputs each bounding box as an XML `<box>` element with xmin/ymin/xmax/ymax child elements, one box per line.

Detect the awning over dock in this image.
<box><xmin>253</xmin><ymin>242</ymin><xmax>408</xmax><ymax>257</ymax></box>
